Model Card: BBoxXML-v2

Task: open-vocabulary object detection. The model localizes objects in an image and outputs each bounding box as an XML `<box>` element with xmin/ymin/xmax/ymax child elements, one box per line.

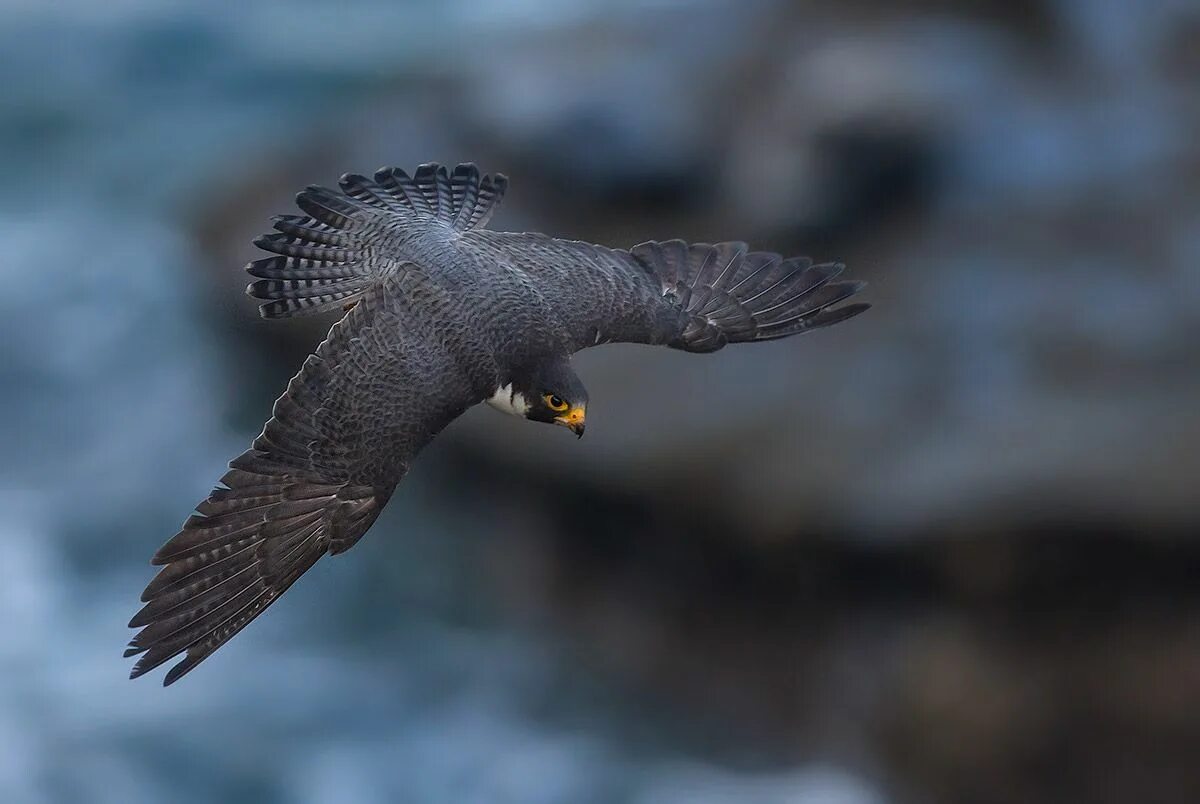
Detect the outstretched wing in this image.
<box><xmin>127</xmin><ymin>276</ymin><xmax>483</xmax><ymax>685</ymax></box>
<box><xmin>462</xmin><ymin>232</ymin><xmax>869</xmax><ymax>353</ymax></box>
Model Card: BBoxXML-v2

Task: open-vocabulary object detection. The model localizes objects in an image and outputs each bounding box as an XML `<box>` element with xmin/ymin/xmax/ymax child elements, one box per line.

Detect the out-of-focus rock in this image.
<box><xmin>190</xmin><ymin>1</ymin><xmax>1200</xmax><ymax>539</ymax></box>
<box><xmin>452</xmin><ymin>457</ymin><xmax>1200</xmax><ymax>804</ymax></box>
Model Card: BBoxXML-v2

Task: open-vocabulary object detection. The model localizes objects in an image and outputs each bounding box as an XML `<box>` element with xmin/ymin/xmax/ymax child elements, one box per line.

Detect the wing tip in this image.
<box><xmin>162</xmin><ymin>656</ymin><xmax>199</xmax><ymax>686</ymax></box>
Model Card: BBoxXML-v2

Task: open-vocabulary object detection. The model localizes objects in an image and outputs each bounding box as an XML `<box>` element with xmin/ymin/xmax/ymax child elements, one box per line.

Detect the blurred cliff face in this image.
<box><xmin>3</xmin><ymin>1</ymin><xmax>1198</xmax><ymax>803</ymax></box>
<box><xmin>200</xmin><ymin>0</ymin><xmax>1200</xmax><ymax>539</ymax></box>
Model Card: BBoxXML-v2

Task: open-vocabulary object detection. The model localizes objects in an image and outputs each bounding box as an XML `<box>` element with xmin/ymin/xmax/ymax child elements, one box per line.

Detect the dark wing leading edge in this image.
<box><xmin>462</xmin><ymin>232</ymin><xmax>870</xmax><ymax>354</ymax></box>
<box><xmin>127</xmin><ymin>276</ymin><xmax>481</xmax><ymax>685</ymax></box>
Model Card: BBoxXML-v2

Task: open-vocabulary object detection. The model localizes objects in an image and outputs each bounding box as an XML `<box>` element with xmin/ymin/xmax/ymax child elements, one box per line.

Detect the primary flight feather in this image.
<box><xmin>126</xmin><ymin>162</ymin><xmax>869</xmax><ymax>685</ymax></box>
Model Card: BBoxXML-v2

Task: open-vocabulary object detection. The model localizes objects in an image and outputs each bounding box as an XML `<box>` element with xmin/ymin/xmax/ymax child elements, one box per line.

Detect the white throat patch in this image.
<box><xmin>485</xmin><ymin>383</ymin><xmax>531</xmax><ymax>418</ymax></box>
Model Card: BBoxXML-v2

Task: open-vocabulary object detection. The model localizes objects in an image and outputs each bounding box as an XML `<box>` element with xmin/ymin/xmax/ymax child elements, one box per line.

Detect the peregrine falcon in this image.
<box><xmin>126</xmin><ymin>163</ymin><xmax>869</xmax><ymax>685</ymax></box>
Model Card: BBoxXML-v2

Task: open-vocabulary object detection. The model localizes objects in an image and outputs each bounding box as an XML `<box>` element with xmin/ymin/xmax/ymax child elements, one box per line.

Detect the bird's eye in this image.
<box><xmin>544</xmin><ymin>394</ymin><xmax>568</xmax><ymax>412</ymax></box>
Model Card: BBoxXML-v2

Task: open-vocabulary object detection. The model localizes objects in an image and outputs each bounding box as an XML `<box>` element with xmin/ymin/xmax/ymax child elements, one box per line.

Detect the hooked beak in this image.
<box><xmin>554</xmin><ymin>407</ymin><xmax>586</xmax><ymax>438</ymax></box>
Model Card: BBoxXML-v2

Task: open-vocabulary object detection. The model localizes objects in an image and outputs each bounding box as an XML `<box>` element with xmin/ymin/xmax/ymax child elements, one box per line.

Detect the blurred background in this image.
<box><xmin>1</xmin><ymin>0</ymin><xmax>1198</xmax><ymax>802</ymax></box>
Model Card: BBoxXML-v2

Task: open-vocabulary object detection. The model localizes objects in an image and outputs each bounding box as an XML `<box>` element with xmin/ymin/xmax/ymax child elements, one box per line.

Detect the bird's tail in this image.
<box><xmin>246</xmin><ymin>163</ymin><xmax>508</xmax><ymax>319</ymax></box>
<box><xmin>629</xmin><ymin>240</ymin><xmax>869</xmax><ymax>353</ymax></box>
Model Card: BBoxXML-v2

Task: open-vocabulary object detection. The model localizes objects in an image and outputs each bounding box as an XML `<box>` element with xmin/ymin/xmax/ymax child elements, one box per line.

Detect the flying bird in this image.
<box><xmin>126</xmin><ymin>162</ymin><xmax>869</xmax><ymax>685</ymax></box>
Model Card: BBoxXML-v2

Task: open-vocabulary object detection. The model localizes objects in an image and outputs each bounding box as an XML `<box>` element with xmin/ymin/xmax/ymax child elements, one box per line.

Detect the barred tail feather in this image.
<box><xmin>245</xmin><ymin>163</ymin><xmax>508</xmax><ymax>319</ymax></box>
<box><xmin>367</xmin><ymin>163</ymin><xmax>508</xmax><ymax>230</ymax></box>
<box><xmin>246</xmin><ymin>201</ymin><xmax>380</xmax><ymax>319</ymax></box>
<box><xmin>630</xmin><ymin>240</ymin><xmax>869</xmax><ymax>352</ymax></box>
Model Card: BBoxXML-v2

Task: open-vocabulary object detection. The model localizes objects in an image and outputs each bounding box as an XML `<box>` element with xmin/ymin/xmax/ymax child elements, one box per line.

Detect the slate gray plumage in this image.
<box><xmin>127</xmin><ymin>163</ymin><xmax>869</xmax><ymax>685</ymax></box>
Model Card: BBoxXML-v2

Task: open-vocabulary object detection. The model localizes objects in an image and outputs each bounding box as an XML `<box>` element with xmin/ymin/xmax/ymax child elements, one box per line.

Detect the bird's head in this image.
<box><xmin>493</xmin><ymin>358</ymin><xmax>588</xmax><ymax>437</ymax></box>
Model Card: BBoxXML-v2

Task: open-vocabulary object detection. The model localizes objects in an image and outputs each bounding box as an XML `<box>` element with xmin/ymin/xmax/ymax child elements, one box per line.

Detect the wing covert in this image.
<box><xmin>461</xmin><ymin>230</ymin><xmax>682</xmax><ymax>350</ymax></box>
<box><xmin>461</xmin><ymin>231</ymin><xmax>868</xmax><ymax>353</ymax></box>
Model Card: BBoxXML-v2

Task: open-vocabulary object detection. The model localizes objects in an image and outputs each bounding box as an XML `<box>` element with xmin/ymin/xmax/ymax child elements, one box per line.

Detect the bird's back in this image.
<box><xmin>458</xmin><ymin>229</ymin><xmax>681</xmax><ymax>352</ymax></box>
